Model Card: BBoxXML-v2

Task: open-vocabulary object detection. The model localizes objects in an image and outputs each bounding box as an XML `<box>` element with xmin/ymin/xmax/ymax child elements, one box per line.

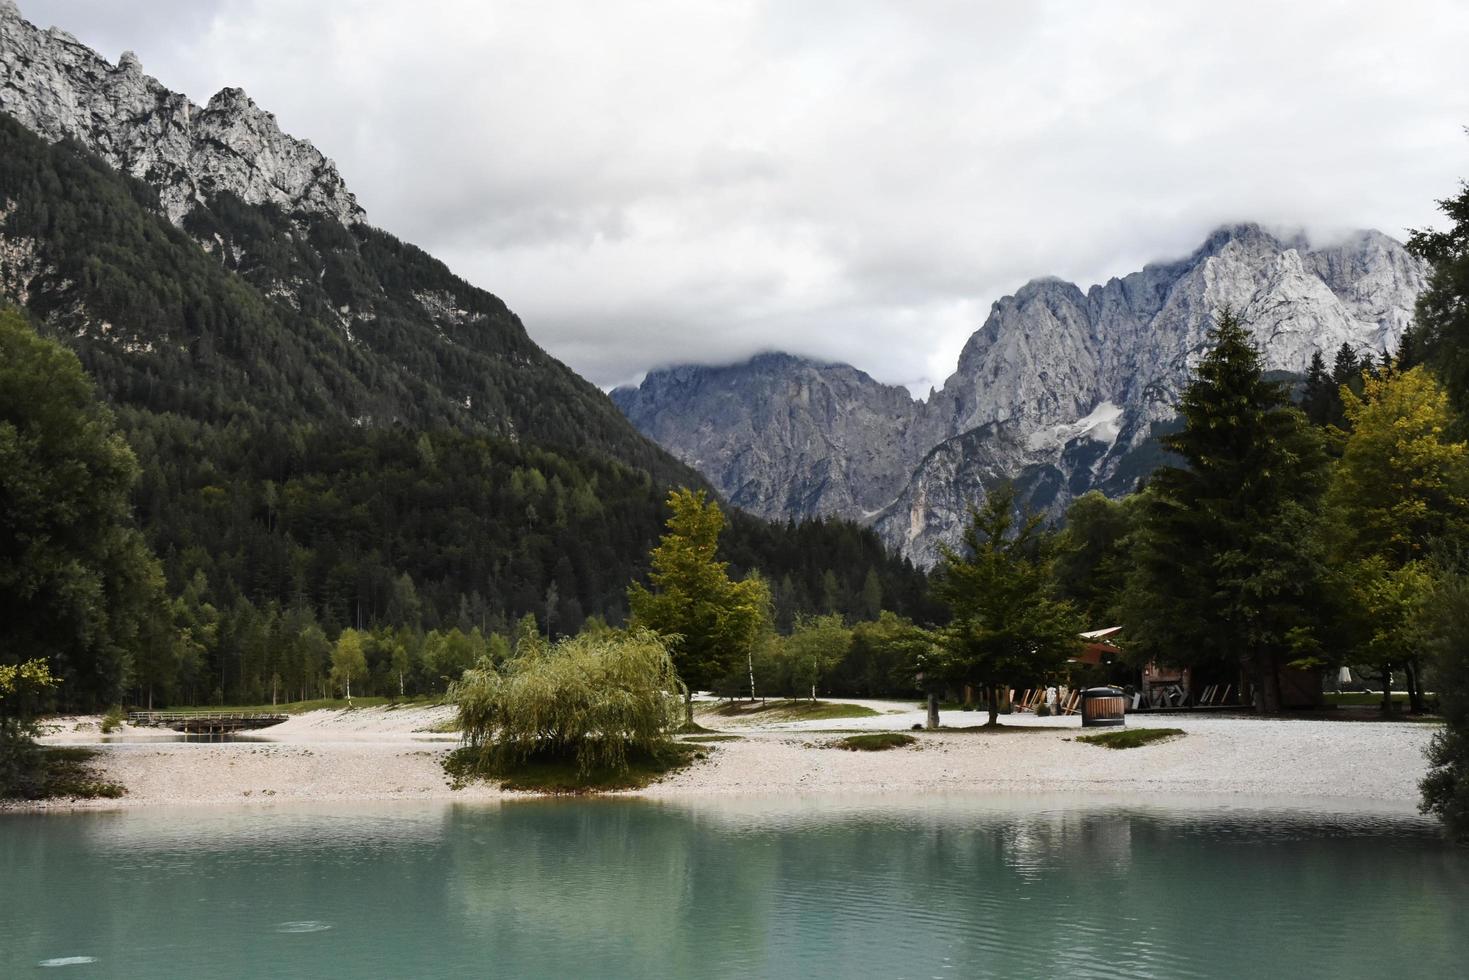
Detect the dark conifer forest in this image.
<box><xmin>0</xmin><ymin>114</ymin><xmax>929</xmax><ymax>708</ymax></box>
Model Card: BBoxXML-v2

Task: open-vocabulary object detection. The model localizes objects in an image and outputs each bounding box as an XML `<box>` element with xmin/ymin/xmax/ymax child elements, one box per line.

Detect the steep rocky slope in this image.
<box><xmin>0</xmin><ymin>0</ymin><xmax>687</xmax><ymax>481</ymax></box>
<box><xmin>0</xmin><ymin>0</ymin><xmax>359</xmax><ymax>225</ymax></box>
<box><xmin>617</xmin><ymin>224</ymin><xmax>1428</xmax><ymax>564</ymax></box>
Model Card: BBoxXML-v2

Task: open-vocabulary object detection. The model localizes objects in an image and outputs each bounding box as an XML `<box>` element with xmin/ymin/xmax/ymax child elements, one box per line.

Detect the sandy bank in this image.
<box><xmin>10</xmin><ymin>701</ymin><xmax>1437</xmax><ymax>812</ymax></box>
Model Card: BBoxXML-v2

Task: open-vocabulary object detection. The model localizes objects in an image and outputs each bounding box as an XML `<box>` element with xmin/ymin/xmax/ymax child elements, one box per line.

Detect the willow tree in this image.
<box><xmin>451</xmin><ymin>629</ymin><xmax>685</xmax><ymax>776</ymax></box>
<box><xmin>1120</xmin><ymin>309</ymin><xmax>1329</xmax><ymax>713</ymax></box>
<box><xmin>628</xmin><ymin>489</ymin><xmax>769</xmax><ymax>723</ymax></box>
<box><xmin>931</xmin><ymin>484</ymin><xmax>1081</xmax><ymax>727</ymax></box>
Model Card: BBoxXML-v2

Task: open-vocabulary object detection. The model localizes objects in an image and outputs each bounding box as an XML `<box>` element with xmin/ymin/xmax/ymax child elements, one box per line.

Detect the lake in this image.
<box><xmin>2</xmin><ymin>794</ymin><xmax>1464</xmax><ymax>978</ymax></box>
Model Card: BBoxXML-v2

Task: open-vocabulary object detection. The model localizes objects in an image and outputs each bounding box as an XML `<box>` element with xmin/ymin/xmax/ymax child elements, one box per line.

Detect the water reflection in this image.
<box><xmin>1</xmin><ymin>795</ymin><xmax>1464</xmax><ymax>980</ymax></box>
<box><xmin>96</xmin><ymin>732</ymin><xmax>270</xmax><ymax>743</ymax></box>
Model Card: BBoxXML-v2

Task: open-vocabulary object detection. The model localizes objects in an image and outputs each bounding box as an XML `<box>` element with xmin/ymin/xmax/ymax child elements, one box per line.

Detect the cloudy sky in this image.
<box><xmin>23</xmin><ymin>0</ymin><xmax>1469</xmax><ymax>393</ymax></box>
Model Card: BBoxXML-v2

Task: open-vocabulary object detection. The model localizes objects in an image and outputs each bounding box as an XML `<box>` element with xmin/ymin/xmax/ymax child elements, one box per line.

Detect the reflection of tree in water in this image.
<box><xmin>441</xmin><ymin>799</ymin><xmax>784</xmax><ymax>976</ymax></box>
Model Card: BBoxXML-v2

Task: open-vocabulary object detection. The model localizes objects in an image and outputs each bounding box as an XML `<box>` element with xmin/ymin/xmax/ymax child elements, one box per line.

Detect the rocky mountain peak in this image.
<box><xmin>615</xmin><ymin>223</ymin><xmax>1430</xmax><ymax>565</ymax></box>
<box><xmin>0</xmin><ymin>1</ymin><xmax>363</xmax><ymax>226</ymax></box>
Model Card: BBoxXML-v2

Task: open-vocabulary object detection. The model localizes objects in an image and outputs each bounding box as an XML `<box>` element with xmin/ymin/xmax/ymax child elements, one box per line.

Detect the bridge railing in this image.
<box><xmin>127</xmin><ymin>711</ymin><xmax>290</xmax><ymax>724</ymax></box>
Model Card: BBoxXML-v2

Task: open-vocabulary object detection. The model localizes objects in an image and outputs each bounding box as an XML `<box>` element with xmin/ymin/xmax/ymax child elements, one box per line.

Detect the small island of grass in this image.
<box><xmin>711</xmin><ymin>699</ymin><xmax>879</xmax><ymax>722</ymax></box>
<box><xmin>1077</xmin><ymin>728</ymin><xmax>1185</xmax><ymax>750</ymax></box>
<box><xmin>444</xmin><ymin>627</ymin><xmax>704</xmax><ymax>794</ymax></box>
<box><xmin>834</xmin><ymin>732</ymin><xmax>916</xmax><ymax>751</ymax></box>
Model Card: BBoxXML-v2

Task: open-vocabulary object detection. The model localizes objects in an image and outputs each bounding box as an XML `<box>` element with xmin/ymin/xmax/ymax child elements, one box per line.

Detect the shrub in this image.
<box><xmin>1</xmin><ymin>659</ymin><xmax>58</xmax><ymax>799</ymax></box>
<box><xmin>100</xmin><ymin>706</ymin><xmax>125</xmax><ymax>734</ymax></box>
<box><xmin>450</xmin><ymin>628</ymin><xmax>686</xmax><ymax>776</ymax></box>
<box><xmin>1034</xmin><ymin>701</ymin><xmax>1052</xmax><ymax>717</ymax></box>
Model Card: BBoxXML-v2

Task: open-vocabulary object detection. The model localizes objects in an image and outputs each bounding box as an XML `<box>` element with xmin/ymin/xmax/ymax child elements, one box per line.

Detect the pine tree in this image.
<box><xmin>1332</xmin><ymin>343</ymin><xmax>1362</xmax><ymax>387</ymax></box>
<box><xmin>1301</xmin><ymin>350</ymin><xmax>1339</xmax><ymax>427</ymax></box>
<box><xmin>1410</xmin><ymin>175</ymin><xmax>1469</xmax><ymax>420</ymax></box>
<box><xmin>628</xmin><ymin>489</ymin><xmax>770</xmax><ymax>722</ymax></box>
<box><xmin>931</xmin><ymin>483</ymin><xmax>1081</xmax><ymax>726</ymax></box>
<box><xmin>1396</xmin><ymin>323</ymin><xmax>1419</xmax><ymax>371</ymax></box>
<box><xmin>1121</xmin><ymin>309</ymin><xmax>1329</xmax><ymax>713</ymax></box>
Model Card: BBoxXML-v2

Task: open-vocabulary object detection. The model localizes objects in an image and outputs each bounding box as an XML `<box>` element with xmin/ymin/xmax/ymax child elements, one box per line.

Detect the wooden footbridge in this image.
<box><xmin>127</xmin><ymin>711</ymin><xmax>289</xmax><ymax>734</ymax></box>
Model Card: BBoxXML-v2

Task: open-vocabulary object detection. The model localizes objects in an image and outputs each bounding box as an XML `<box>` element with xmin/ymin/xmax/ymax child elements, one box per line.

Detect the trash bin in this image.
<box><xmin>1081</xmin><ymin>686</ymin><xmax>1127</xmax><ymax>728</ymax></box>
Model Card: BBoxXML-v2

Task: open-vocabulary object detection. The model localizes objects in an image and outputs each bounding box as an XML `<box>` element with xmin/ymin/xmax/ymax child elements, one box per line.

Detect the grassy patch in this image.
<box><xmin>1324</xmin><ymin>692</ymin><xmax>1410</xmax><ymax>707</ymax></box>
<box><xmin>932</xmin><ymin>723</ymin><xmax>1060</xmax><ymax>734</ymax></box>
<box><xmin>158</xmin><ymin>695</ymin><xmax>441</xmax><ymax>715</ymax></box>
<box><xmin>443</xmin><ymin>742</ymin><xmax>703</xmax><ymax>794</ymax></box>
<box><xmin>709</xmin><ymin>699</ymin><xmax>880</xmax><ymax>721</ymax></box>
<box><xmin>1077</xmin><ymin>727</ymin><xmax>1184</xmax><ymax>749</ymax></box>
<box><xmin>834</xmin><ymin>733</ymin><xmax>916</xmax><ymax>751</ymax></box>
<box><xmin>2</xmin><ymin>747</ymin><xmax>128</xmax><ymax>800</ymax></box>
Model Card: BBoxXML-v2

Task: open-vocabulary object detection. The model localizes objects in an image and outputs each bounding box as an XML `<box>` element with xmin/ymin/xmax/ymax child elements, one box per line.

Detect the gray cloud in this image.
<box><xmin>23</xmin><ymin>0</ymin><xmax>1469</xmax><ymax>393</ymax></box>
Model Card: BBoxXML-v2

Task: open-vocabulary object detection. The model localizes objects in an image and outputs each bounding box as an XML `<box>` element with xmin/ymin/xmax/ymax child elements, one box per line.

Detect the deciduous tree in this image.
<box><xmin>0</xmin><ymin>309</ymin><xmax>173</xmax><ymax>709</ymax></box>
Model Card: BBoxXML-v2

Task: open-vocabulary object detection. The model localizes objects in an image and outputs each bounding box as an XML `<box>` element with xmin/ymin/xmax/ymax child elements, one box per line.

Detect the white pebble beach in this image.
<box><xmin>9</xmin><ymin>698</ymin><xmax>1436</xmax><ymax>813</ymax></box>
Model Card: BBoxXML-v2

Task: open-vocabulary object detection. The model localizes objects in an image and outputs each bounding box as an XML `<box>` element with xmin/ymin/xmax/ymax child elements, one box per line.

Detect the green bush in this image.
<box><xmin>1034</xmin><ymin>701</ymin><xmax>1052</xmax><ymax>717</ymax></box>
<box><xmin>100</xmin><ymin>706</ymin><xmax>125</xmax><ymax>734</ymax></box>
<box><xmin>450</xmin><ymin>628</ymin><xmax>686</xmax><ymax>776</ymax></box>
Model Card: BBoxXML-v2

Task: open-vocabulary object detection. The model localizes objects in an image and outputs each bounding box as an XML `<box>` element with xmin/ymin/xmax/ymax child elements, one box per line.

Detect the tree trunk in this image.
<box><xmin>684</xmin><ymin>690</ymin><xmax>694</xmax><ymax>727</ymax></box>
<box><xmin>1381</xmin><ymin>662</ymin><xmax>1394</xmax><ymax>716</ymax></box>
<box><xmin>747</xmin><ymin>648</ymin><xmax>756</xmax><ymax>703</ymax></box>
<box><xmin>399</xmin><ymin>671</ymin><xmax>405</xmax><ymax>698</ymax></box>
<box><xmin>987</xmin><ymin>685</ymin><xmax>1000</xmax><ymax>727</ymax></box>
<box><xmin>1257</xmin><ymin>660</ymin><xmax>1283</xmax><ymax>715</ymax></box>
<box><xmin>926</xmin><ymin>692</ymin><xmax>940</xmax><ymax>731</ymax></box>
<box><xmin>1405</xmin><ymin>660</ymin><xmax>1423</xmax><ymax>714</ymax></box>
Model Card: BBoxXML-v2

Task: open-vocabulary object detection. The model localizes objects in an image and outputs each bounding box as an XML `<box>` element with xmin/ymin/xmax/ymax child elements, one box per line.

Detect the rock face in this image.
<box><xmin>0</xmin><ymin>1</ymin><xmax>361</xmax><ymax>226</ymax></box>
<box><xmin>0</xmin><ymin>0</ymin><xmax>697</xmax><ymax>489</ymax></box>
<box><xmin>616</xmin><ymin>224</ymin><xmax>1429</xmax><ymax>564</ymax></box>
<box><xmin>613</xmin><ymin>353</ymin><xmax>939</xmax><ymax>518</ymax></box>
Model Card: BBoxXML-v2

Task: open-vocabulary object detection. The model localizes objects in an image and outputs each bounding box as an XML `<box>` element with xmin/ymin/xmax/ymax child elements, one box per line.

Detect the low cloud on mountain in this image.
<box><xmin>24</xmin><ymin>0</ymin><xmax>1469</xmax><ymax>392</ymax></box>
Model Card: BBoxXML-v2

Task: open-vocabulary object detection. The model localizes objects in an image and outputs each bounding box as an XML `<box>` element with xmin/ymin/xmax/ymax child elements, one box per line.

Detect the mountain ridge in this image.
<box><xmin>616</xmin><ymin>222</ymin><xmax>1429</xmax><ymax>564</ymax></box>
<box><xmin>0</xmin><ymin>1</ymin><xmax>361</xmax><ymax>226</ymax></box>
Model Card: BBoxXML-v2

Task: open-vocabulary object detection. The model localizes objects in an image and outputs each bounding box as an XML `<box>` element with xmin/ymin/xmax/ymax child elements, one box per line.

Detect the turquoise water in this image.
<box><xmin>2</xmin><ymin>795</ymin><xmax>1465</xmax><ymax>979</ymax></box>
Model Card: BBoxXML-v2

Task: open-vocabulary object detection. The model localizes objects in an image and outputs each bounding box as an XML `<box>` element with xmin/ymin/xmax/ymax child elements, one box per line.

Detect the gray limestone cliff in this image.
<box><xmin>616</xmin><ymin>224</ymin><xmax>1428</xmax><ymax>564</ymax></box>
<box><xmin>0</xmin><ymin>1</ymin><xmax>362</xmax><ymax>226</ymax></box>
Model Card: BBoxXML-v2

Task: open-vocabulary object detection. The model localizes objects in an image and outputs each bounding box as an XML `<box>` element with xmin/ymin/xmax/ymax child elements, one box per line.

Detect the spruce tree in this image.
<box><xmin>1301</xmin><ymin>350</ymin><xmax>1337</xmax><ymax>427</ymax></box>
<box><xmin>1121</xmin><ymin>309</ymin><xmax>1329</xmax><ymax>713</ymax></box>
<box><xmin>1410</xmin><ymin>175</ymin><xmax>1469</xmax><ymax>420</ymax></box>
<box><xmin>628</xmin><ymin>489</ymin><xmax>770</xmax><ymax>722</ymax></box>
<box><xmin>931</xmin><ymin>483</ymin><xmax>1081</xmax><ymax>726</ymax></box>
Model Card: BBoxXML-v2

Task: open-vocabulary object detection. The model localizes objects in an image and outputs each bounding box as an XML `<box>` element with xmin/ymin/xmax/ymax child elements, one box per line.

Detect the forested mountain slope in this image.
<box><xmin>0</xmin><ymin>1</ymin><xmax>930</xmax><ymax>688</ymax></box>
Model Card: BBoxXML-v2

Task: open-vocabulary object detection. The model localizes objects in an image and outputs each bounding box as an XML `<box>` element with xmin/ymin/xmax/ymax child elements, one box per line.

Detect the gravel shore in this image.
<box><xmin>12</xmin><ymin>701</ymin><xmax>1436</xmax><ymax>812</ymax></box>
